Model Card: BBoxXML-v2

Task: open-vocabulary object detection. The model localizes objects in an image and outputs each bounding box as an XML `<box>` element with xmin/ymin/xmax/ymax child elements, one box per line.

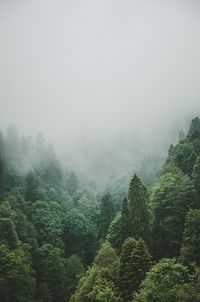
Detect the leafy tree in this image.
<box><xmin>180</xmin><ymin>209</ymin><xmax>200</xmax><ymax>265</ymax></box>
<box><xmin>99</xmin><ymin>192</ymin><xmax>114</xmax><ymax>240</ymax></box>
<box><xmin>133</xmin><ymin>259</ymin><xmax>194</xmax><ymax>302</ymax></box>
<box><xmin>30</xmin><ymin>200</ymin><xmax>63</xmax><ymax>248</ymax></box>
<box><xmin>0</xmin><ymin>243</ymin><xmax>35</xmax><ymax>302</ymax></box>
<box><xmin>119</xmin><ymin>237</ymin><xmax>151</xmax><ymax>302</ymax></box>
<box><xmin>71</xmin><ymin>242</ymin><xmax>121</xmax><ymax>302</ymax></box>
<box><xmin>128</xmin><ymin>175</ymin><xmax>150</xmax><ymax>245</ymax></box>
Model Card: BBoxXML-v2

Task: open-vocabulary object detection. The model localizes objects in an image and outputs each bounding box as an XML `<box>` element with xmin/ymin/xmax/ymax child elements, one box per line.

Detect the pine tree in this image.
<box><xmin>180</xmin><ymin>209</ymin><xmax>200</xmax><ymax>265</ymax></box>
<box><xmin>99</xmin><ymin>192</ymin><xmax>114</xmax><ymax>240</ymax></box>
<box><xmin>128</xmin><ymin>175</ymin><xmax>150</xmax><ymax>245</ymax></box>
<box><xmin>120</xmin><ymin>197</ymin><xmax>129</xmax><ymax>247</ymax></box>
<box><xmin>119</xmin><ymin>237</ymin><xmax>151</xmax><ymax>302</ymax></box>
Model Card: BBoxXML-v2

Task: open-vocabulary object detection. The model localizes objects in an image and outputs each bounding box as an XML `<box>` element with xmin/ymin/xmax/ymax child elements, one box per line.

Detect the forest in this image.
<box><xmin>0</xmin><ymin>116</ymin><xmax>200</xmax><ymax>302</ymax></box>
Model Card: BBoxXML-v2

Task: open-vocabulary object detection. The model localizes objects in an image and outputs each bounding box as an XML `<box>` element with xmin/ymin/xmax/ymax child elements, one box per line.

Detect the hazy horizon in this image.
<box><xmin>1</xmin><ymin>0</ymin><xmax>200</xmax><ymax>180</ymax></box>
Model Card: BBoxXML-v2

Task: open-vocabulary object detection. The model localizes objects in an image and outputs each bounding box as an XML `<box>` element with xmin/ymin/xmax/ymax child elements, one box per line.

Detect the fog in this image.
<box><xmin>0</xmin><ymin>0</ymin><xmax>200</xmax><ymax>180</ymax></box>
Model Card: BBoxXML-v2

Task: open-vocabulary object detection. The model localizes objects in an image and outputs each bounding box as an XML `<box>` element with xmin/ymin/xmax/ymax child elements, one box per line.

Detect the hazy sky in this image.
<box><xmin>0</xmin><ymin>0</ymin><xmax>200</xmax><ymax>177</ymax></box>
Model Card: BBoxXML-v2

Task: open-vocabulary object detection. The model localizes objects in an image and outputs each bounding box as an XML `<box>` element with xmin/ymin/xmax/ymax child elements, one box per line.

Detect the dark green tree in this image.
<box><xmin>128</xmin><ymin>175</ymin><xmax>150</xmax><ymax>245</ymax></box>
<box><xmin>133</xmin><ymin>259</ymin><xmax>192</xmax><ymax>302</ymax></box>
<box><xmin>119</xmin><ymin>237</ymin><xmax>151</xmax><ymax>302</ymax></box>
<box><xmin>99</xmin><ymin>192</ymin><xmax>115</xmax><ymax>241</ymax></box>
<box><xmin>180</xmin><ymin>209</ymin><xmax>200</xmax><ymax>265</ymax></box>
<box><xmin>66</xmin><ymin>254</ymin><xmax>85</xmax><ymax>300</ymax></box>
<box><xmin>151</xmin><ymin>170</ymin><xmax>194</xmax><ymax>259</ymax></box>
<box><xmin>120</xmin><ymin>197</ymin><xmax>129</xmax><ymax>247</ymax></box>
<box><xmin>25</xmin><ymin>171</ymin><xmax>40</xmax><ymax>202</ymax></box>
<box><xmin>36</xmin><ymin>244</ymin><xmax>67</xmax><ymax>302</ymax></box>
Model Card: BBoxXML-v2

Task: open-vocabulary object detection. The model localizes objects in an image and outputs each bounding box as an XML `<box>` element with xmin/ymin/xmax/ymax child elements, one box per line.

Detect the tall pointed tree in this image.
<box><xmin>99</xmin><ymin>192</ymin><xmax>114</xmax><ymax>241</ymax></box>
<box><xmin>120</xmin><ymin>197</ymin><xmax>129</xmax><ymax>247</ymax></box>
<box><xmin>128</xmin><ymin>175</ymin><xmax>150</xmax><ymax>245</ymax></box>
<box><xmin>119</xmin><ymin>237</ymin><xmax>151</xmax><ymax>302</ymax></box>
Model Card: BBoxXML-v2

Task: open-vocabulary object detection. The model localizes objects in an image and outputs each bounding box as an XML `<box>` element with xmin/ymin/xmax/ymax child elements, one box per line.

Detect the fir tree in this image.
<box><xmin>128</xmin><ymin>175</ymin><xmax>150</xmax><ymax>245</ymax></box>
<box><xmin>119</xmin><ymin>237</ymin><xmax>151</xmax><ymax>302</ymax></box>
<box><xmin>99</xmin><ymin>192</ymin><xmax>114</xmax><ymax>240</ymax></box>
<box><xmin>180</xmin><ymin>209</ymin><xmax>200</xmax><ymax>265</ymax></box>
<box><xmin>120</xmin><ymin>197</ymin><xmax>129</xmax><ymax>247</ymax></box>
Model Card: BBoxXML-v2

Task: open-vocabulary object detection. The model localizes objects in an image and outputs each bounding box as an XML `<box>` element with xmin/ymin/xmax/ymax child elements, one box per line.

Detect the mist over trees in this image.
<box><xmin>0</xmin><ymin>117</ymin><xmax>200</xmax><ymax>301</ymax></box>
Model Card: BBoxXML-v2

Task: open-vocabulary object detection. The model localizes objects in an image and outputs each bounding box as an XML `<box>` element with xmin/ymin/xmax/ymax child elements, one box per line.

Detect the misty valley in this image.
<box><xmin>0</xmin><ymin>117</ymin><xmax>200</xmax><ymax>301</ymax></box>
<box><xmin>1</xmin><ymin>0</ymin><xmax>200</xmax><ymax>301</ymax></box>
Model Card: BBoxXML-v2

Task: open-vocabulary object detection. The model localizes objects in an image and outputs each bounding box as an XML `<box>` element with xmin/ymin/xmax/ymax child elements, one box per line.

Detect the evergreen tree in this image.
<box><xmin>119</xmin><ymin>237</ymin><xmax>151</xmax><ymax>302</ymax></box>
<box><xmin>188</xmin><ymin>117</ymin><xmax>200</xmax><ymax>136</ymax></box>
<box><xmin>133</xmin><ymin>259</ymin><xmax>191</xmax><ymax>302</ymax></box>
<box><xmin>66</xmin><ymin>172</ymin><xmax>79</xmax><ymax>196</ymax></box>
<box><xmin>66</xmin><ymin>254</ymin><xmax>85</xmax><ymax>300</ymax></box>
<box><xmin>25</xmin><ymin>170</ymin><xmax>40</xmax><ymax>202</ymax></box>
<box><xmin>151</xmin><ymin>171</ymin><xmax>194</xmax><ymax>259</ymax></box>
<box><xmin>99</xmin><ymin>192</ymin><xmax>114</xmax><ymax>240</ymax></box>
<box><xmin>180</xmin><ymin>209</ymin><xmax>200</xmax><ymax>265</ymax></box>
<box><xmin>120</xmin><ymin>197</ymin><xmax>129</xmax><ymax>247</ymax></box>
<box><xmin>128</xmin><ymin>175</ymin><xmax>150</xmax><ymax>245</ymax></box>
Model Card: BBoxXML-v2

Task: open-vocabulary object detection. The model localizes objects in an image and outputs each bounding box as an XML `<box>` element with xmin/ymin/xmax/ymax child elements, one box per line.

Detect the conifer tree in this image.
<box><xmin>180</xmin><ymin>209</ymin><xmax>200</xmax><ymax>265</ymax></box>
<box><xmin>99</xmin><ymin>192</ymin><xmax>114</xmax><ymax>240</ymax></box>
<box><xmin>119</xmin><ymin>237</ymin><xmax>151</xmax><ymax>302</ymax></box>
<box><xmin>120</xmin><ymin>197</ymin><xmax>129</xmax><ymax>247</ymax></box>
<box><xmin>128</xmin><ymin>175</ymin><xmax>150</xmax><ymax>245</ymax></box>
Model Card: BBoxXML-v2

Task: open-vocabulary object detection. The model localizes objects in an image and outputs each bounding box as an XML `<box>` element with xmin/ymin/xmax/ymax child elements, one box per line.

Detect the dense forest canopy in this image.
<box><xmin>0</xmin><ymin>117</ymin><xmax>200</xmax><ymax>301</ymax></box>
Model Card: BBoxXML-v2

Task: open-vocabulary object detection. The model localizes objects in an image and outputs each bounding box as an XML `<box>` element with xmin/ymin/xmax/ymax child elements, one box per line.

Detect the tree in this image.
<box><xmin>0</xmin><ymin>218</ymin><xmax>18</xmax><ymax>249</ymax></box>
<box><xmin>71</xmin><ymin>242</ymin><xmax>121</xmax><ymax>302</ymax></box>
<box><xmin>188</xmin><ymin>117</ymin><xmax>200</xmax><ymax>136</ymax></box>
<box><xmin>192</xmin><ymin>155</ymin><xmax>200</xmax><ymax>205</ymax></box>
<box><xmin>128</xmin><ymin>175</ymin><xmax>150</xmax><ymax>245</ymax></box>
<box><xmin>35</xmin><ymin>244</ymin><xmax>67</xmax><ymax>302</ymax></box>
<box><xmin>119</xmin><ymin>237</ymin><xmax>151</xmax><ymax>302</ymax></box>
<box><xmin>180</xmin><ymin>209</ymin><xmax>200</xmax><ymax>265</ymax></box>
<box><xmin>66</xmin><ymin>172</ymin><xmax>79</xmax><ymax>196</ymax></box>
<box><xmin>133</xmin><ymin>259</ymin><xmax>194</xmax><ymax>302</ymax></box>
<box><xmin>99</xmin><ymin>192</ymin><xmax>114</xmax><ymax>241</ymax></box>
<box><xmin>120</xmin><ymin>197</ymin><xmax>129</xmax><ymax>247</ymax></box>
<box><xmin>151</xmin><ymin>170</ymin><xmax>194</xmax><ymax>259</ymax></box>
<box><xmin>66</xmin><ymin>254</ymin><xmax>85</xmax><ymax>300</ymax></box>
<box><xmin>107</xmin><ymin>213</ymin><xmax>122</xmax><ymax>252</ymax></box>
<box><xmin>5</xmin><ymin>124</ymin><xmax>20</xmax><ymax>162</ymax></box>
<box><xmin>25</xmin><ymin>171</ymin><xmax>40</xmax><ymax>202</ymax></box>
<box><xmin>0</xmin><ymin>243</ymin><xmax>35</xmax><ymax>302</ymax></box>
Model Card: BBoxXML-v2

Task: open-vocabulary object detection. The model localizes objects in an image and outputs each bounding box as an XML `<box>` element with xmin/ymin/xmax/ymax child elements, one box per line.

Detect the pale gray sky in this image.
<box><xmin>0</xmin><ymin>0</ymin><xmax>200</xmax><ymax>178</ymax></box>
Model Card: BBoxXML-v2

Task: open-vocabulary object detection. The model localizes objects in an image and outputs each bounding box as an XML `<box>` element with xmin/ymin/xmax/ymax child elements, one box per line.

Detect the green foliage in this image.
<box><xmin>107</xmin><ymin>213</ymin><xmax>122</xmax><ymax>252</ymax></box>
<box><xmin>132</xmin><ymin>259</ymin><xmax>196</xmax><ymax>302</ymax></box>
<box><xmin>35</xmin><ymin>244</ymin><xmax>67</xmax><ymax>302</ymax></box>
<box><xmin>119</xmin><ymin>237</ymin><xmax>151</xmax><ymax>302</ymax></box>
<box><xmin>99</xmin><ymin>192</ymin><xmax>115</xmax><ymax>240</ymax></box>
<box><xmin>151</xmin><ymin>170</ymin><xmax>194</xmax><ymax>258</ymax></box>
<box><xmin>128</xmin><ymin>175</ymin><xmax>150</xmax><ymax>245</ymax></box>
<box><xmin>63</xmin><ymin>208</ymin><xmax>97</xmax><ymax>263</ymax></box>
<box><xmin>71</xmin><ymin>242</ymin><xmax>121</xmax><ymax>302</ymax></box>
<box><xmin>180</xmin><ymin>209</ymin><xmax>200</xmax><ymax>265</ymax></box>
<box><xmin>66</xmin><ymin>254</ymin><xmax>85</xmax><ymax>299</ymax></box>
<box><xmin>0</xmin><ymin>243</ymin><xmax>35</xmax><ymax>302</ymax></box>
<box><xmin>30</xmin><ymin>200</ymin><xmax>63</xmax><ymax>248</ymax></box>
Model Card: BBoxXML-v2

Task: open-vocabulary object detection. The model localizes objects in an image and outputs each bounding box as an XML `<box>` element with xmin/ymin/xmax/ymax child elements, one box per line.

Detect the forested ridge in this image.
<box><xmin>1</xmin><ymin>118</ymin><xmax>200</xmax><ymax>302</ymax></box>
